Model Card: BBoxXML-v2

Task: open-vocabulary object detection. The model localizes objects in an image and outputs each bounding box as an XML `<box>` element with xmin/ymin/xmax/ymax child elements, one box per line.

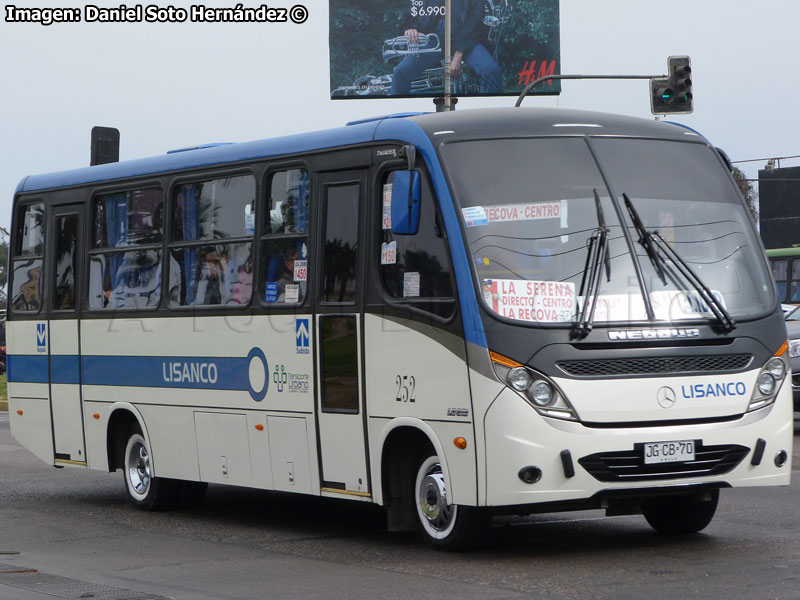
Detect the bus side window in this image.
<box><xmin>10</xmin><ymin>202</ymin><xmax>45</xmax><ymax>313</ymax></box>
<box><xmin>262</xmin><ymin>168</ymin><xmax>309</xmax><ymax>305</ymax></box>
<box><xmin>379</xmin><ymin>170</ymin><xmax>456</xmax><ymax>319</ymax></box>
<box><xmin>789</xmin><ymin>258</ymin><xmax>800</xmax><ymax>303</ymax></box>
<box><xmin>169</xmin><ymin>175</ymin><xmax>256</xmax><ymax>308</ymax></box>
<box><xmin>771</xmin><ymin>258</ymin><xmax>788</xmax><ymax>303</ymax></box>
<box><xmin>89</xmin><ymin>189</ymin><xmax>165</xmax><ymax>310</ymax></box>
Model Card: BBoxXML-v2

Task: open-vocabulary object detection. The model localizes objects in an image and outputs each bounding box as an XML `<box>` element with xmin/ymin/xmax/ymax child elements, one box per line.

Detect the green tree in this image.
<box><xmin>732</xmin><ymin>166</ymin><xmax>758</xmax><ymax>222</ymax></box>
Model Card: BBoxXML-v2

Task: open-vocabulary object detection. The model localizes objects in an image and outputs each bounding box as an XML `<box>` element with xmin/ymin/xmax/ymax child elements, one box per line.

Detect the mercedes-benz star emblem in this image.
<box><xmin>656</xmin><ymin>386</ymin><xmax>677</xmax><ymax>409</ymax></box>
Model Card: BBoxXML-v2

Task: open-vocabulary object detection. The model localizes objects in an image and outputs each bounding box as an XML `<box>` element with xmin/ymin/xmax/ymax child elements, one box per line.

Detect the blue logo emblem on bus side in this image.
<box><xmin>36</xmin><ymin>323</ymin><xmax>47</xmax><ymax>353</ymax></box>
<box><xmin>296</xmin><ymin>319</ymin><xmax>310</xmax><ymax>355</ymax></box>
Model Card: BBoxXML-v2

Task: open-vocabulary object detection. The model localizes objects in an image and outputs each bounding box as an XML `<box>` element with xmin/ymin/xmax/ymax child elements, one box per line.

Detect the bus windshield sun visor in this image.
<box><xmin>624</xmin><ymin>193</ymin><xmax>736</xmax><ymax>332</ymax></box>
<box><xmin>573</xmin><ymin>189</ymin><xmax>611</xmax><ymax>338</ymax></box>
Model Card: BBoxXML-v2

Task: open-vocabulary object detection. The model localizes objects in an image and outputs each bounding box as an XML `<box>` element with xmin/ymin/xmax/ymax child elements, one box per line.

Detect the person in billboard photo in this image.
<box><xmin>391</xmin><ymin>0</ymin><xmax>502</xmax><ymax>95</ymax></box>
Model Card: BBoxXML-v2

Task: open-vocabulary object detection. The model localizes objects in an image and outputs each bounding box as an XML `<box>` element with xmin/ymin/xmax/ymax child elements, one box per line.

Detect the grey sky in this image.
<box><xmin>2</xmin><ymin>0</ymin><xmax>799</xmax><ymax>231</ymax></box>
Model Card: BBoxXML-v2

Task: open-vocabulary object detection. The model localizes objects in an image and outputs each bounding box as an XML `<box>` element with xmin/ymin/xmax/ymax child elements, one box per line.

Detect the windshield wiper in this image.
<box><xmin>623</xmin><ymin>193</ymin><xmax>736</xmax><ymax>332</ymax></box>
<box><xmin>624</xmin><ymin>194</ymin><xmax>666</xmax><ymax>286</ymax></box>
<box><xmin>573</xmin><ymin>190</ymin><xmax>611</xmax><ymax>338</ymax></box>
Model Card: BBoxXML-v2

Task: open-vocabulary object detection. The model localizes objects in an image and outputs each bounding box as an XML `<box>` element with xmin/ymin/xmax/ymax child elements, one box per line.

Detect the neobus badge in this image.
<box><xmin>608</xmin><ymin>328</ymin><xmax>701</xmax><ymax>341</ymax></box>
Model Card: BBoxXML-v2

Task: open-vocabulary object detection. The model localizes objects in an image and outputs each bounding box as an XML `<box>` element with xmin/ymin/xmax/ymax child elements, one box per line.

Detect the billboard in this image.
<box><xmin>329</xmin><ymin>0</ymin><xmax>561</xmax><ymax>98</ymax></box>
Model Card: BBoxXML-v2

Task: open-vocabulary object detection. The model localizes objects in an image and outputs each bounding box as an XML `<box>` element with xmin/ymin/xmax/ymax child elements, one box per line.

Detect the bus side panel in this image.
<box><xmin>78</xmin><ymin>315</ymin><xmax>317</xmax><ymax>492</ymax></box>
<box><xmin>363</xmin><ymin>313</ymin><xmax>477</xmax><ymax>506</ymax></box>
<box><xmin>462</xmin><ymin>351</ymin><xmax>506</xmax><ymax>507</ymax></box>
<box><xmin>7</xmin><ymin>320</ymin><xmax>54</xmax><ymax>465</ymax></box>
<box><xmin>9</xmin><ymin>396</ymin><xmax>54</xmax><ymax>465</ymax></box>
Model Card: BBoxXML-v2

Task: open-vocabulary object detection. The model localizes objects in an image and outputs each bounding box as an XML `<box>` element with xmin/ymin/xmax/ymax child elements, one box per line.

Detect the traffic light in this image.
<box><xmin>650</xmin><ymin>55</ymin><xmax>693</xmax><ymax>115</ymax></box>
<box><xmin>669</xmin><ymin>56</ymin><xmax>693</xmax><ymax>113</ymax></box>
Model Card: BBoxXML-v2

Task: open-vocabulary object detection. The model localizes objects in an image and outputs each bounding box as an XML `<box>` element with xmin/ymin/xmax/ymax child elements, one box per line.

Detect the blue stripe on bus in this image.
<box><xmin>7</xmin><ymin>355</ymin><xmax>49</xmax><ymax>384</ymax></box>
<box><xmin>52</xmin><ymin>355</ymin><xmax>80</xmax><ymax>384</ymax></box>
<box><xmin>374</xmin><ymin>118</ymin><xmax>488</xmax><ymax>349</ymax></box>
<box><xmin>82</xmin><ymin>356</ymin><xmax>252</xmax><ymax>391</ymax></box>
<box><xmin>7</xmin><ymin>353</ymin><xmax>269</xmax><ymax>401</ymax></box>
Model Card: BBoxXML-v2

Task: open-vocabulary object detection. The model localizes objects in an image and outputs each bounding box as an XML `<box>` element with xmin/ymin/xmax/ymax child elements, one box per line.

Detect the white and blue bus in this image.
<box><xmin>7</xmin><ymin>107</ymin><xmax>793</xmax><ymax>550</ymax></box>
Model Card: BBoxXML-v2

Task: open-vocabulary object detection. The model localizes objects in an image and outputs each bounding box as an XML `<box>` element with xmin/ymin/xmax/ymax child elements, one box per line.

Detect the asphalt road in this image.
<box><xmin>1</xmin><ymin>413</ymin><xmax>799</xmax><ymax>600</ymax></box>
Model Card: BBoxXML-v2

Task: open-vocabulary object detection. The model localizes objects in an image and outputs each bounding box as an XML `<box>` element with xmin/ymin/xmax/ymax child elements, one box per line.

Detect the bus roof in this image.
<box><xmin>15</xmin><ymin>107</ymin><xmax>703</xmax><ymax>195</ymax></box>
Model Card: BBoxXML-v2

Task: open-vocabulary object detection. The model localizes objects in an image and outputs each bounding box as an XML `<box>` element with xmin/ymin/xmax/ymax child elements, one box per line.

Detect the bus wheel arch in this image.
<box><xmin>379</xmin><ymin>419</ymin><xmax>486</xmax><ymax>549</ymax></box>
<box><xmin>381</xmin><ymin>424</ymin><xmax>438</xmax><ymax>532</ymax></box>
<box><xmin>105</xmin><ymin>405</ymin><xmax>193</xmax><ymax>511</ymax></box>
<box><xmin>106</xmin><ymin>404</ymin><xmax>149</xmax><ymax>474</ymax></box>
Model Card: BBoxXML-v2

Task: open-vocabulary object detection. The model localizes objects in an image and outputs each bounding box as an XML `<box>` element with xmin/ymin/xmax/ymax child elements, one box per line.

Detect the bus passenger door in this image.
<box><xmin>48</xmin><ymin>203</ymin><xmax>87</xmax><ymax>466</ymax></box>
<box><xmin>314</xmin><ymin>171</ymin><xmax>370</xmax><ymax>498</ymax></box>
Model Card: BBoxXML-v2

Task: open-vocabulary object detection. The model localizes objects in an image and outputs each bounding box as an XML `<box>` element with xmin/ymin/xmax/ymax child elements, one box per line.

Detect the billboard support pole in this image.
<box><xmin>443</xmin><ymin>0</ymin><xmax>453</xmax><ymax>111</ymax></box>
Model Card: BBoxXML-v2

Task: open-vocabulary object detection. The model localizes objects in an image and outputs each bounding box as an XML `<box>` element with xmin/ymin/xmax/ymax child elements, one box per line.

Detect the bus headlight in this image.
<box><xmin>490</xmin><ymin>351</ymin><xmax>578</xmax><ymax>421</ymax></box>
<box><xmin>756</xmin><ymin>372</ymin><xmax>776</xmax><ymax>396</ymax></box>
<box><xmin>748</xmin><ymin>342</ymin><xmax>789</xmax><ymax>412</ymax></box>
<box><xmin>764</xmin><ymin>357</ymin><xmax>787</xmax><ymax>380</ymax></box>
<box><xmin>531</xmin><ymin>381</ymin><xmax>554</xmax><ymax>406</ymax></box>
<box><xmin>508</xmin><ymin>367</ymin><xmax>532</xmax><ymax>391</ymax></box>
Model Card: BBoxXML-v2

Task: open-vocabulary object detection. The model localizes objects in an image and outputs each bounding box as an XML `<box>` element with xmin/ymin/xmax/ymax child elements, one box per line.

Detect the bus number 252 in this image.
<box><xmin>395</xmin><ymin>375</ymin><xmax>416</xmax><ymax>402</ymax></box>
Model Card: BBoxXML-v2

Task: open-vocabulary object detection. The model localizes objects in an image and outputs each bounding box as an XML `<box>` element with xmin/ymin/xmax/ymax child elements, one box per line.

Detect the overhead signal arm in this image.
<box><xmin>515</xmin><ymin>56</ymin><xmax>692</xmax><ymax>116</ymax></box>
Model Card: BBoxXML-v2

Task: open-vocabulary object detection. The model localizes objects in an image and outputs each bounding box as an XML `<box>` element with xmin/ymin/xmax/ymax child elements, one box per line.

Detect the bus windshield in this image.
<box><xmin>444</xmin><ymin>136</ymin><xmax>774</xmax><ymax>326</ymax></box>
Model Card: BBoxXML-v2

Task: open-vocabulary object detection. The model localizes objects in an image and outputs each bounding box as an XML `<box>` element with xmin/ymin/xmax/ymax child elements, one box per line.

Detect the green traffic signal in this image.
<box><xmin>650</xmin><ymin>56</ymin><xmax>693</xmax><ymax>115</ymax></box>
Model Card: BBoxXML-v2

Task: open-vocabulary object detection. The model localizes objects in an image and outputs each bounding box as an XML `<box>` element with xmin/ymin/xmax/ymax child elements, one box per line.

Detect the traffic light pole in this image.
<box><xmin>515</xmin><ymin>74</ymin><xmax>661</xmax><ymax>107</ymax></box>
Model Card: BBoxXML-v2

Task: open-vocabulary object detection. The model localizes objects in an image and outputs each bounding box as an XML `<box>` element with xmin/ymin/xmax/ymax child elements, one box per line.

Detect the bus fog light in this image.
<box><xmin>757</xmin><ymin>372</ymin><xmax>776</xmax><ymax>395</ymax></box>
<box><xmin>531</xmin><ymin>381</ymin><xmax>554</xmax><ymax>406</ymax></box>
<box><xmin>775</xmin><ymin>451</ymin><xmax>788</xmax><ymax>468</ymax></box>
<box><xmin>765</xmin><ymin>357</ymin><xmax>787</xmax><ymax>380</ymax></box>
<box><xmin>518</xmin><ymin>466</ymin><xmax>542</xmax><ymax>484</ymax></box>
<box><xmin>508</xmin><ymin>367</ymin><xmax>532</xmax><ymax>391</ymax></box>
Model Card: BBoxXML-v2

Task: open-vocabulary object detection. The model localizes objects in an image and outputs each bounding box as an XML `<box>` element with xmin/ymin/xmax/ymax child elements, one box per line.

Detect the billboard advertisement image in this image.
<box><xmin>329</xmin><ymin>0</ymin><xmax>561</xmax><ymax>98</ymax></box>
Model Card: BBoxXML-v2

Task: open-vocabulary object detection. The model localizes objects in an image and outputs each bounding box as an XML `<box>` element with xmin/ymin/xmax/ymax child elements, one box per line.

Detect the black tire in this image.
<box><xmin>413</xmin><ymin>454</ymin><xmax>488</xmax><ymax>551</ymax></box>
<box><xmin>123</xmin><ymin>431</ymin><xmax>182</xmax><ymax>511</ymax></box>
<box><xmin>177</xmin><ymin>481</ymin><xmax>208</xmax><ymax>510</ymax></box>
<box><xmin>642</xmin><ymin>489</ymin><xmax>719</xmax><ymax>534</ymax></box>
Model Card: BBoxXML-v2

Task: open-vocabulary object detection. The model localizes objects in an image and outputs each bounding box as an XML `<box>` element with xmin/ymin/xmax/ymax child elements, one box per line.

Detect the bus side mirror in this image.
<box><xmin>391</xmin><ymin>171</ymin><xmax>421</xmax><ymax>235</ymax></box>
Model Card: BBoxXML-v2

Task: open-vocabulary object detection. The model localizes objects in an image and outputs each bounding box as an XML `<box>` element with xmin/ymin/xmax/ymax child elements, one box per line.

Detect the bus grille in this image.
<box><xmin>578</xmin><ymin>443</ymin><xmax>749</xmax><ymax>482</ymax></box>
<box><xmin>557</xmin><ymin>354</ymin><xmax>752</xmax><ymax>377</ymax></box>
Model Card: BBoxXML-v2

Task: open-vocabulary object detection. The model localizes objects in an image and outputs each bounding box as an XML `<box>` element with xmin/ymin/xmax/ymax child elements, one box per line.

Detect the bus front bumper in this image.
<box><xmin>482</xmin><ymin>384</ymin><xmax>793</xmax><ymax>509</ymax></box>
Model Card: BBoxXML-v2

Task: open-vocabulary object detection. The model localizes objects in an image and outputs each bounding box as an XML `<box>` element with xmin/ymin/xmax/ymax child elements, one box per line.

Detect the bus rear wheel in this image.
<box><xmin>642</xmin><ymin>489</ymin><xmax>719</xmax><ymax>534</ymax></box>
<box><xmin>413</xmin><ymin>454</ymin><xmax>487</xmax><ymax>551</ymax></box>
<box><xmin>123</xmin><ymin>432</ymin><xmax>182</xmax><ymax>511</ymax></box>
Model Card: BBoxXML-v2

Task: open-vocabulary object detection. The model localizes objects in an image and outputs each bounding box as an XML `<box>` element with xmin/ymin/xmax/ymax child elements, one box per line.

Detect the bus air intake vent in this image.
<box><xmin>578</xmin><ymin>443</ymin><xmax>749</xmax><ymax>483</ymax></box>
<box><xmin>557</xmin><ymin>354</ymin><xmax>752</xmax><ymax>377</ymax></box>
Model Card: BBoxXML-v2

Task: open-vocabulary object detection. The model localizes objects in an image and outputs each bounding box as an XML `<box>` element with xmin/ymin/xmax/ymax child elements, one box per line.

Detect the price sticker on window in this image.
<box><xmin>381</xmin><ymin>241</ymin><xmax>397</xmax><ymax>265</ymax></box>
<box><xmin>293</xmin><ymin>259</ymin><xmax>307</xmax><ymax>282</ymax></box>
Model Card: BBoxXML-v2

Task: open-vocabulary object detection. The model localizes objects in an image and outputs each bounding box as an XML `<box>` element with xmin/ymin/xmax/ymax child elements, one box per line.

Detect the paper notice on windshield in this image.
<box><xmin>462</xmin><ymin>206</ymin><xmax>488</xmax><ymax>227</ymax></box>
<box><xmin>581</xmin><ymin>290</ymin><xmax>728</xmax><ymax>322</ymax></box>
<box><xmin>382</xmin><ymin>184</ymin><xmax>393</xmax><ymax>230</ymax></box>
<box><xmin>463</xmin><ymin>201</ymin><xmax>566</xmax><ymax>228</ymax></box>
<box><xmin>404</xmin><ymin>272</ymin><xmax>420</xmax><ymax>297</ymax></box>
<box><xmin>484</xmin><ymin>279</ymin><xmax>576</xmax><ymax>322</ymax></box>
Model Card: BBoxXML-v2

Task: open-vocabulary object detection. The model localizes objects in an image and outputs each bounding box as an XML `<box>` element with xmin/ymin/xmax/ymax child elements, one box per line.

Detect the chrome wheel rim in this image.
<box><xmin>415</xmin><ymin>456</ymin><xmax>457</xmax><ymax>539</ymax></box>
<box><xmin>125</xmin><ymin>435</ymin><xmax>151</xmax><ymax>501</ymax></box>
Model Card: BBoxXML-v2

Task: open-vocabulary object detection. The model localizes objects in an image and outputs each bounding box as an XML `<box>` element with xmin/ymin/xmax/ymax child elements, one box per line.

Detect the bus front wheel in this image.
<box><xmin>123</xmin><ymin>432</ymin><xmax>181</xmax><ymax>511</ymax></box>
<box><xmin>413</xmin><ymin>454</ymin><xmax>487</xmax><ymax>551</ymax></box>
<box><xmin>641</xmin><ymin>489</ymin><xmax>719</xmax><ymax>534</ymax></box>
